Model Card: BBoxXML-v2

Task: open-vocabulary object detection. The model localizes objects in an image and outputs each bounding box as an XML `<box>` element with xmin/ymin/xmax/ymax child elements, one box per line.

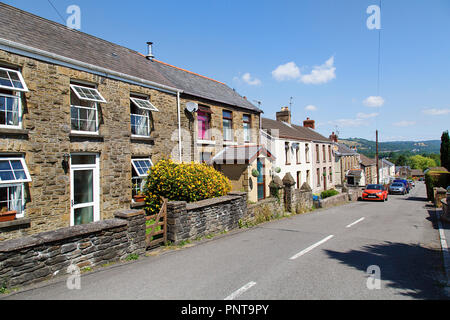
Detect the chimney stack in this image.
<box><xmin>276</xmin><ymin>106</ymin><xmax>291</xmax><ymax>124</ymax></box>
<box><xmin>329</xmin><ymin>132</ymin><xmax>338</xmax><ymax>142</ymax></box>
<box><xmin>303</xmin><ymin>117</ymin><xmax>315</xmax><ymax>130</ymax></box>
<box><xmin>146</xmin><ymin>42</ymin><xmax>155</xmax><ymax>60</ymax></box>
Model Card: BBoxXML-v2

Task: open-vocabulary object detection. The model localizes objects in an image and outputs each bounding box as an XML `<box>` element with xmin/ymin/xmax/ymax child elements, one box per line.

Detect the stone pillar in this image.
<box><xmin>434</xmin><ymin>187</ymin><xmax>447</xmax><ymax>208</ymax></box>
<box><xmin>166</xmin><ymin>201</ymin><xmax>188</xmax><ymax>244</ymax></box>
<box><xmin>114</xmin><ymin>209</ymin><xmax>146</xmax><ymax>257</ymax></box>
<box><xmin>282</xmin><ymin>173</ymin><xmax>296</xmax><ymax>213</ymax></box>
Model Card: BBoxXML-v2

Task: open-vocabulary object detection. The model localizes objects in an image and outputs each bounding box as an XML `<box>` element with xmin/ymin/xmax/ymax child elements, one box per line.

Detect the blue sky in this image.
<box><xmin>5</xmin><ymin>0</ymin><xmax>450</xmax><ymax>142</ymax></box>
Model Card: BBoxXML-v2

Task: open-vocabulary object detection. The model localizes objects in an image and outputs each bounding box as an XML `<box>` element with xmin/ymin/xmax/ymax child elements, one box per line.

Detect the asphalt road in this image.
<box><xmin>2</xmin><ymin>182</ymin><xmax>448</xmax><ymax>300</ymax></box>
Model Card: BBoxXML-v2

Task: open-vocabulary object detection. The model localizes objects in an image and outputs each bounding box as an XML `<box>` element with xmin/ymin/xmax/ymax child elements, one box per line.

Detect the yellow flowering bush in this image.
<box><xmin>144</xmin><ymin>159</ymin><xmax>232</xmax><ymax>215</ymax></box>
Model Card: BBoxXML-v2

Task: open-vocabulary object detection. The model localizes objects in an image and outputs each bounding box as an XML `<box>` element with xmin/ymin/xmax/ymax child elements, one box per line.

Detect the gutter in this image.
<box><xmin>0</xmin><ymin>38</ymin><xmax>186</xmax><ymax>161</ymax></box>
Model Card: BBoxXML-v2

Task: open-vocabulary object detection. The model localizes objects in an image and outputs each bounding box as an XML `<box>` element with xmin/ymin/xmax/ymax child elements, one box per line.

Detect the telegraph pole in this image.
<box><xmin>376</xmin><ymin>130</ymin><xmax>380</xmax><ymax>185</ymax></box>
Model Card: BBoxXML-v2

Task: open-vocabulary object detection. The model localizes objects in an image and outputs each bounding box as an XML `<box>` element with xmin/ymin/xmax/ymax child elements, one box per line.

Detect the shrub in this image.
<box><xmin>143</xmin><ymin>159</ymin><xmax>232</xmax><ymax>214</ymax></box>
<box><xmin>321</xmin><ymin>189</ymin><xmax>339</xmax><ymax>199</ymax></box>
<box><xmin>425</xmin><ymin>171</ymin><xmax>450</xmax><ymax>201</ymax></box>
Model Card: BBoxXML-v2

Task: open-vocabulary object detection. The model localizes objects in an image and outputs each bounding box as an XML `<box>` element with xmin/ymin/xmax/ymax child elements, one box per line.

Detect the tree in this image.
<box><xmin>409</xmin><ymin>155</ymin><xmax>437</xmax><ymax>171</ymax></box>
<box><xmin>396</xmin><ymin>154</ymin><xmax>408</xmax><ymax>167</ymax></box>
<box><xmin>441</xmin><ymin>131</ymin><xmax>450</xmax><ymax>170</ymax></box>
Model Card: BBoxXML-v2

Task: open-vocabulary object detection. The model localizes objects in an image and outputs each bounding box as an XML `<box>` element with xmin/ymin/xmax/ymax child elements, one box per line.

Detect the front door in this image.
<box><xmin>257</xmin><ymin>159</ymin><xmax>265</xmax><ymax>201</ymax></box>
<box><xmin>70</xmin><ymin>154</ymin><xmax>99</xmax><ymax>226</ymax></box>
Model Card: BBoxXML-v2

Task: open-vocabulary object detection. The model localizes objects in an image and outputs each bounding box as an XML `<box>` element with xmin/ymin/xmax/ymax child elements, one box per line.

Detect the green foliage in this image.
<box><xmin>441</xmin><ymin>131</ymin><xmax>450</xmax><ymax>171</ymax></box>
<box><xmin>143</xmin><ymin>159</ymin><xmax>232</xmax><ymax>215</ymax></box>
<box><xmin>425</xmin><ymin>171</ymin><xmax>450</xmax><ymax>201</ymax></box>
<box><xmin>126</xmin><ymin>254</ymin><xmax>140</xmax><ymax>261</ymax></box>
<box><xmin>409</xmin><ymin>155</ymin><xmax>437</xmax><ymax>171</ymax></box>
<box><xmin>320</xmin><ymin>189</ymin><xmax>339</xmax><ymax>199</ymax></box>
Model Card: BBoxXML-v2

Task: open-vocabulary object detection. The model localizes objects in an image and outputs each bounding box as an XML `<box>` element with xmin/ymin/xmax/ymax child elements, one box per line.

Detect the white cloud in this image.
<box><xmin>356</xmin><ymin>112</ymin><xmax>379</xmax><ymax>119</ymax></box>
<box><xmin>300</xmin><ymin>56</ymin><xmax>336</xmax><ymax>85</ymax></box>
<box><xmin>422</xmin><ymin>108</ymin><xmax>450</xmax><ymax>116</ymax></box>
<box><xmin>363</xmin><ymin>96</ymin><xmax>385</xmax><ymax>107</ymax></box>
<box><xmin>272</xmin><ymin>62</ymin><xmax>300</xmax><ymax>81</ymax></box>
<box><xmin>393</xmin><ymin>121</ymin><xmax>416</xmax><ymax>127</ymax></box>
<box><xmin>305</xmin><ymin>105</ymin><xmax>318</xmax><ymax>111</ymax></box>
<box><xmin>328</xmin><ymin>118</ymin><xmax>366</xmax><ymax>128</ymax></box>
<box><xmin>241</xmin><ymin>73</ymin><xmax>261</xmax><ymax>86</ymax></box>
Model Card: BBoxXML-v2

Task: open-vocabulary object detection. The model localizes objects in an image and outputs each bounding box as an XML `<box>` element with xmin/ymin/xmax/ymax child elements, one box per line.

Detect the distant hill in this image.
<box><xmin>339</xmin><ymin>138</ymin><xmax>441</xmax><ymax>156</ymax></box>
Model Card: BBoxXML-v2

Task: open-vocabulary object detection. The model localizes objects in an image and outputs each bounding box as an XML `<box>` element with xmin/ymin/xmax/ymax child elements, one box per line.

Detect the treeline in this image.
<box><xmin>361</xmin><ymin>151</ymin><xmax>441</xmax><ymax>171</ymax></box>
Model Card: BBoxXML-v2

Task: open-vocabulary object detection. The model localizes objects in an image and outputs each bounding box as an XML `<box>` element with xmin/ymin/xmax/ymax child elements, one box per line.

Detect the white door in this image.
<box><xmin>70</xmin><ymin>154</ymin><xmax>100</xmax><ymax>226</ymax></box>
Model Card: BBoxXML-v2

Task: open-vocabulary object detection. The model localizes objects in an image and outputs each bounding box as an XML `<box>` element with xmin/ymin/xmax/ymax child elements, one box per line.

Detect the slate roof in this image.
<box><xmin>261</xmin><ymin>118</ymin><xmax>331</xmax><ymax>143</ymax></box>
<box><xmin>336</xmin><ymin>143</ymin><xmax>358</xmax><ymax>155</ymax></box>
<box><xmin>211</xmin><ymin>145</ymin><xmax>275</xmax><ymax>164</ymax></box>
<box><xmin>0</xmin><ymin>3</ymin><xmax>259</xmax><ymax>113</ymax></box>
<box><xmin>411</xmin><ymin>169</ymin><xmax>425</xmax><ymax>176</ymax></box>
<box><xmin>360</xmin><ymin>154</ymin><xmax>377</xmax><ymax>167</ymax></box>
<box><xmin>347</xmin><ymin>169</ymin><xmax>363</xmax><ymax>178</ymax></box>
<box><xmin>153</xmin><ymin>60</ymin><xmax>261</xmax><ymax>113</ymax></box>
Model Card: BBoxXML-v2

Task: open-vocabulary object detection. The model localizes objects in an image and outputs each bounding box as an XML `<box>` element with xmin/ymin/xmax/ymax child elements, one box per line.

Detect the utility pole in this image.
<box><xmin>376</xmin><ymin>130</ymin><xmax>380</xmax><ymax>185</ymax></box>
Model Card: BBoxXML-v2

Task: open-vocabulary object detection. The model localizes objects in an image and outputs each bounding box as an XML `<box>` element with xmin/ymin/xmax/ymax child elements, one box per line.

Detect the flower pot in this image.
<box><xmin>133</xmin><ymin>195</ymin><xmax>146</xmax><ymax>203</ymax></box>
<box><xmin>0</xmin><ymin>210</ymin><xmax>17</xmax><ymax>222</ymax></box>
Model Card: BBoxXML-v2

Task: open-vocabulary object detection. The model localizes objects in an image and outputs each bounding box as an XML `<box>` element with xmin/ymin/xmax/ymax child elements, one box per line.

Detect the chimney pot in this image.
<box><xmin>303</xmin><ymin>118</ymin><xmax>316</xmax><ymax>130</ymax></box>
<box><xmin>146</xmin><ymin>42</ymin><xmax>155</xmax><ymax>60</ymax></box>
<box><xmin>276</xmin><ymin>106</ymin><xmax>291</xmax><ymax>124</ymax></box>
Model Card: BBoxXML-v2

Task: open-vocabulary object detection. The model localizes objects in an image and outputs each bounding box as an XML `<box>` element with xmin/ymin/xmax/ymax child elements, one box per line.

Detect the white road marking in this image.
<box><xmin>289</xmin><ymin>235</ymin><xmax>335</xmax><ymax>260</ymax></box>
<box><xmin>436</xmin><ymin>210</ymin><xmax>450</xmax><ymax>286</ymax></box>
<box><xmin>224</xmin><ymin>281</ymin><xmax>257</xmax><ymax>300</ymax></box>
<box><xmin>346</xmin><ymin>217</ymin><xmax>365</xmax><ymax>228</ymax></box>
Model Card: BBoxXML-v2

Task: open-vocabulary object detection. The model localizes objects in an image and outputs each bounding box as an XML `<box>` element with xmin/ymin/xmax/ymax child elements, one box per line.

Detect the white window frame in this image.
<box><xmin>0</xmin><ymin>67</ymin><xmax>28</xmax><ymax>92</ymax></box>
<box><xmin>70</xmin><ymin>103</ymin><xmax>99</xmax><ymax>135</ymax></box>
<box><xmin>70</xmin><ymin>84</ymin><xmax>107</xmax><ymax>103</ymax></box>
<box><xmin>130</xmin><ymin>97</ymin><xmax>159</xmax><ymax>112</ymax></box>
<box><xmin>131</xmin><ymin>158</ymin><xmax>153</xmax><ymax>178</ymax></box>
<box><xmin>0</xmin><ymin>183</ymin><xmax>26</xmax><ymax>218</ymax></box>
<box><xmin>0</xmin><ymin>92</ymin><xmax>22</xmax><ymax>129</ymax></box>
<box><xmin>0</xmin><ymin>157</ymin><xmax>32</xmax><ymax>184</ymax></box>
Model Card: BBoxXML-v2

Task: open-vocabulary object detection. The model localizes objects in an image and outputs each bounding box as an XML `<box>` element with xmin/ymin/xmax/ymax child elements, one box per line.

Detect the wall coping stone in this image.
<box><xmin>114</xmin><ymin>209</ymin><xmax>145</xmax><ymax>218</ymax></box>
<box><xmin>0</xmin><ymin>219</ymin><xmax>127</xmax><ymax>253</ymax></box>
<box><xmin>186</xmin><ymin>195</ymin><xmax>242</xmax><ymax>211</ymax></box>
<box><xmin>248</xmin><ymin>197</ymin><xmax>278</xmax><ymax>209</ymax></box>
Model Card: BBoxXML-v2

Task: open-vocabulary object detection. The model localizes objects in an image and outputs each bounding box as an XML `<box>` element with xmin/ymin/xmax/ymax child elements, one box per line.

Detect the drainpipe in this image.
<box><xmin>177</xmin><ymin>91</ymin><xmax>182</xmax><ymax>163</ymax></box>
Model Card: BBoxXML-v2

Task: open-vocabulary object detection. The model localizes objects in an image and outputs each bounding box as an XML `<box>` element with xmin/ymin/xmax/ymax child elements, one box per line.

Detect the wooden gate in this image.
<box><xmin>145</xmin><ymin>197</ymin><xmax>168</xmax><ymax>249</ymax></box>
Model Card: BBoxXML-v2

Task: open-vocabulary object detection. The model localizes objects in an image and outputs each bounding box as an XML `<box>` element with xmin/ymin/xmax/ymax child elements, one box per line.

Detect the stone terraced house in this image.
<box><xmin>0</xmin><ymin>3</ymin><xmax>263</xmax><ymax>240</ymax></box>
<box><xmin>261</xmin><ymin>107</ymin><xmax>336</xmax><ymax>194</ymax></box>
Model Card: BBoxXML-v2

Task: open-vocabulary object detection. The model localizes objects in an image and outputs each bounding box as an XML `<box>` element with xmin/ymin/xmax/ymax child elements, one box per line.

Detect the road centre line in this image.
<box><xmin>346</xmin><ymin>217</ymin><xmax>365</xmax><ymax>228</ymax></box>
<box><xmin>224</xmin><ymin>281</ymin><xmax>257</xmax><ymax>300</ymax></box>
<box><xmin>289</xmin><ymin>235</ymin><xmax>335</xmax><ymax>260</ymax></box>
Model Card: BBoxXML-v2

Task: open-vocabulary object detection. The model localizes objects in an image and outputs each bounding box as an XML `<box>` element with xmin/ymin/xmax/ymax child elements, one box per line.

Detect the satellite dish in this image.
<box><xmin>185</xmin><ymin>102</ymin><xmax>198</xmax><ymax>113</ymax></box>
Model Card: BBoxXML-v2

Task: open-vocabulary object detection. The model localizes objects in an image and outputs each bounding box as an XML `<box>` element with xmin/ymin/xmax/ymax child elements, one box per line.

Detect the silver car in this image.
<box><xmin>389</xmin><ymin>183</ymin><xmax>406</xmax><ymax>195</ymax></box>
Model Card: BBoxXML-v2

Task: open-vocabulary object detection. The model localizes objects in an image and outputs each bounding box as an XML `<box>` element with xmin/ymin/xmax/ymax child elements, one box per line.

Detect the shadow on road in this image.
<box><xmin>404</xmin><ymin>196</ymin><xmax>429</xmax><ymax>202</ymax></box>
<box><xmin>324</xmin><ymin>242</ymin><xmax>447</xmax><ymax>299</ymax></box>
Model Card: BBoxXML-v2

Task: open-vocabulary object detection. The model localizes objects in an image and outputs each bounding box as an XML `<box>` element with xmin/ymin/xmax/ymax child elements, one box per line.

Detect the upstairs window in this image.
<box><xmin>323</xmin><ymin>145</ymin><xmax>326</xmax><ymax>162</ymax></box>
<box><xmin>316</xmin><ymin>144</ymin><xmax>320</xmax><ymax>163</ymax></box>
<box><xmin>130</xmin><ymin>96</ymin><xmax>157</xmax><ymax>137</ymax></box>
<box><xmin>243</xmin><ymin>114</ymin><xmax>251</xmax><ymax>143</ymax></box>
<box><xmin>70</xmin><ymin>84</ymin><xmax>106</xmax><ymax>134</ymax></box>
<box><xmin>223</xmin><ymin>111</ymin><xmax>233</xmax><ymax>141</ymax></box>
<box><xmin>0</xmin><ymin>67</ymin><xmax>28</xmax><ymax>129</ymax></box>
<box><xmin>197</xmin><ymin>106</ymin><xmax>212</xmax><ymax>140</ymax></box>
<box><xmin>285</xmin><ymin>142</ymin><xmax>291</xmax><ymax>165</ymax></box>
<box><xmin>0</xmin><ymin>157</ymin><xmax>32</xmax><ymax>218</ymax></box>
<box><xmin>0</xmin><ymin>67</ymin><xmax>28</xmax><ymax>92</ymax></box>
<box><xmin>305</xmin><ymin>144</ymin><xmax>310</xmax><ymax>163</ymax></box>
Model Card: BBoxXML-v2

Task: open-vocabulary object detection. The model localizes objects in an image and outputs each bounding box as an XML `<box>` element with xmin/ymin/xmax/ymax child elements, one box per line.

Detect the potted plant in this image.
<box><xmin>0</xmin><ymin>207</ymin><xmax>17</xmax><ymax>222</ymax></box>
<box><xmin>251</xmin><ymin>169</ymin><xmax>260</xmax><ymax>178</ymax></box>
<box><xmin>133</xmin><ymin>192</ymin><xmax>146</xmax><ymax>203</ymax></box>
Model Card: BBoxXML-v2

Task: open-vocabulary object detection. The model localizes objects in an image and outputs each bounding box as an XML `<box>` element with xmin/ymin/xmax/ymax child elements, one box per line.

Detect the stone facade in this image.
<box><xmin>0</xmin><ymin>209</ymin><xmax>146</xmax><ymax>288</ymax></box>
<box><xmin>166</xmin><ymin>191</ymin><xmax>248</xmax><ymax>244</ymax></box>
<box><xmin>0</xmin><ymin>50</ymin><xmax>186</xmax><ymax>240</ymax></box>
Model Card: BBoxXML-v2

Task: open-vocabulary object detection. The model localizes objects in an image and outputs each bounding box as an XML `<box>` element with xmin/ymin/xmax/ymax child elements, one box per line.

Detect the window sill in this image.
<box><xmin>0</xmin><ymin>128</ymin><xmax>29</xmax><ymax>138</ymax></box>
<box><xmin>131</xmin><ymin>136</ymin><xmax>155</xmax><ymax>144</ymax></box>
<box><xmin>223</xmin><ymin>141</ymin><xmax>238</xmax><ymax>146</ymax></box>
<box><xmin>69</xmin><ymin>133</ymin><xmax>104</xmax><ymax>142</ymax></box>
<box><xmin>197</xmin><ymin>139</ymin><xmax>216</xmax><ymax>145</ymax></box>
<box><xmin>0</xmin><ymin>217</ymin><xmax>31</xmax><ymax>230</ymax></box>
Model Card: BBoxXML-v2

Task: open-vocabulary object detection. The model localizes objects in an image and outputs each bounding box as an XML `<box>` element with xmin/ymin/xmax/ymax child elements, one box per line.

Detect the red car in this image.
<box><xmin>362</xmin><ymin>184</ymin><xmax>389</xmax><ymax>202</ymax></box>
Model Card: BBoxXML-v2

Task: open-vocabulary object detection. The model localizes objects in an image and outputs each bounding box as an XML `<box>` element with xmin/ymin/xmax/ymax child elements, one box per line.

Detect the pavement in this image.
<box><xmin>1</xmin><ymin>182</ymin><xmax>448</xmax><ymax>300</ymax></box>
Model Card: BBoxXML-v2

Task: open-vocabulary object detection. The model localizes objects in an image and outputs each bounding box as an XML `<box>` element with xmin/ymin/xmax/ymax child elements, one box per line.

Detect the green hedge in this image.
<box><xmin>321</xmin><ymin>189</ymin><xmax>339</xmax><ymax>199</ymax></box>
<box><xmin>425</xmin><ymin>171</ymin><xmax>450</xmax><ymax>201</ymax></box>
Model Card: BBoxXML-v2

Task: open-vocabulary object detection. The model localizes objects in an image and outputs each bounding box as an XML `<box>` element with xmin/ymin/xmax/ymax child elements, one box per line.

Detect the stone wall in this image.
<box><xmin>434</xmin><ymin>187</ymin><xmax>447</xmax><ymax>208</ymax></box>
<box><xmin>282</xmin><ymin>174</ymin><xmax>313</xmax><ymax>214</ymax></box>
<box><xmin>319</xmin><ymin>193</ymin><xmax>349</xmax><ymax>209</ymax></box>
<box><xmin>0</xmin><ymin>209</ymin><xmax>146</xmax><ymax>288</ymax></box>
<box><xmin>166</xmin><ymin>192</ymin><xmax>248</xmax><ymax>244</ymax></box>
<box><xmin>0</xmin><ymin>49</ymin><xmax>184</xmax><ymax>240</ymax></box>
<box><xmin>247</xmin><ymin>197</ymin><xmax>285</xmax><ymax>223</ymax></box>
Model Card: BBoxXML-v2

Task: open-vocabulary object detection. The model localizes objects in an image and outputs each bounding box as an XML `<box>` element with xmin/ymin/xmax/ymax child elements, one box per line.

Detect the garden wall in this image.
<box><xmin>0</xmin><ymin>209</ymin><xmax>146</xmax><ymax>288</ymax></box>
<box><xmin>166</xmin><ymin>192</ymin><xmax>248</xmax><ymax>244</ymax></box>
<box><xmin>319</xmin><ymin>193</ymin><xmax>349</xmax><ymax>209</ymax></box>
<box><xmin>246</xmin><ymin>197</ymin><xmax>285</xmax><ymax>224</ymax></box>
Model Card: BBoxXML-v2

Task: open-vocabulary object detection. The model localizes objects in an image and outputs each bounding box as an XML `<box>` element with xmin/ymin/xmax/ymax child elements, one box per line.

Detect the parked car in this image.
<box><xmin>362</xmin><ymin>184</ymin><xmax>389</xmax><ymax>201</ymax></box>
<box><xmin>393</xmin><ymin>179</ymin><xmax>410</xmax><ymax>193</ymax></box>
<box><xmin>389</xmin><ymin>183</ymin><xmax>407</xmax><ymax>195</ymax></box>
